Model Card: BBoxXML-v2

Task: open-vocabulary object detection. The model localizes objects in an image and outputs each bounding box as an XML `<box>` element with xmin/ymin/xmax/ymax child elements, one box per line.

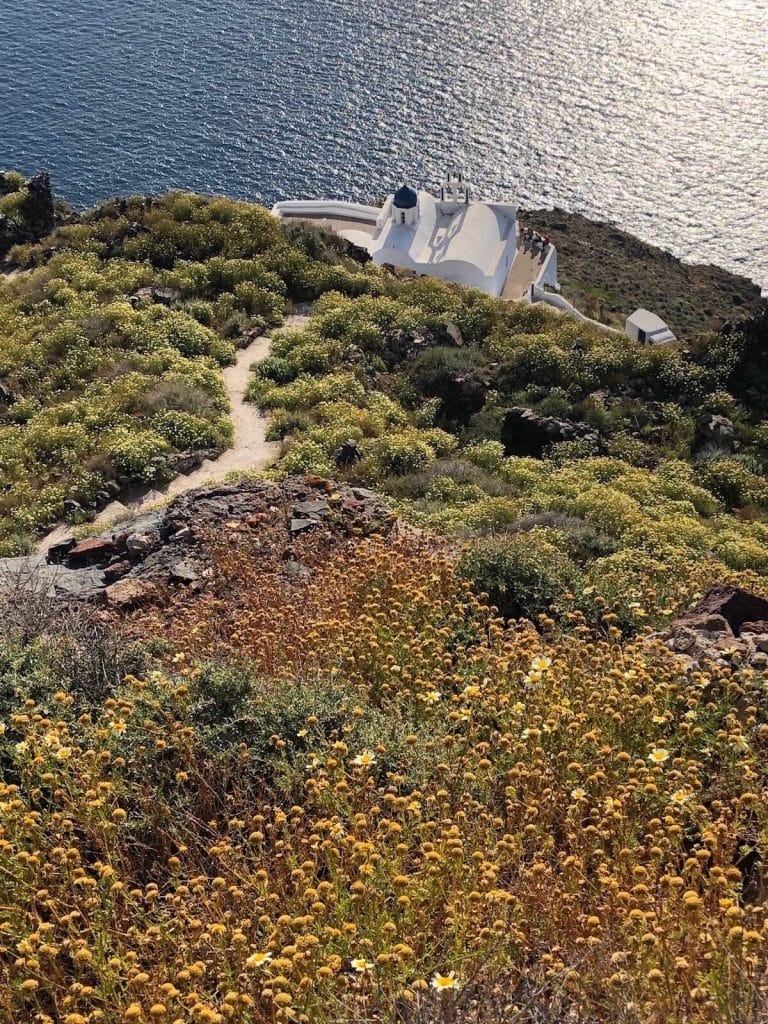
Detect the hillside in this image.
<box><xmin>523</xmin><ymin>208</ymin><xmax>765</xmax><ymax>338</ymax></box>
<box><xmin>1</xmin><ymin>182</ymin><xmax>768</xmax><ymax>1023</ymax></box>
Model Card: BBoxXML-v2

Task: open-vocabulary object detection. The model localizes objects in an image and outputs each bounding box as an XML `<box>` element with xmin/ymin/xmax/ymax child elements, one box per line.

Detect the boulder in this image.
<box><xmin>66</xmin><ymin>538</ymin><xmax>116</xmax><ymax>567</ymax></box>
<box><xmin>692</xmin><ymin>413</ymin><xmax>736</xmax><ymax>455</ymax></box>
<box><xmin>650</xmin><ymin>586</ymin><xmax>768</xmax><ymax>670</ymax></box>
<box><xmin>740</xmin><ymin>620</ymin><xmax>768</xmax><ymax>635</ymax></box>
<box><xmin>380</xmin><ymin>323</ymin><xmax>464</xmax><ymax>370</ymax></box>
<box><xmin>165</xmin><ymin>451</ymin><xmax>217</xmax><ymax>476</ymax></box>
<box><xmin>105</xmin><ymin>578</ymin><xmax>157</xmax><ymax>609</ymax></box>
<box><xmin>236</xmin><ymin>325</ymin><xmax>266</xmax><ymax>349</ymax></box>
<box><xmin>340</xmin><ymin>238</ymin><xmax>372</xmax><ymax>265</ymax></box>
<box><xmin>290</xmin><ymin>517</ymin><xmax>316</xmax><ymax>534</ymax></box>
<box><xmin>436</xmin><ymin>372</ymin><xmax>489</xmax><ymax>422</ymax></box>
<box><xmin>502</xmin><ymin>407</ymin><xmax>599</xmax><ymax>458</ymax></box>
<box><xmin>130</xmin><ymin>285</ymin><xmax>182</xmax><ymax>307</ymax></box>
<box><xmin>125</xmin><ymin>532</ymin><xmax>161</xmax><ymax>559</ymax></box>
<box><xmin>334</xmin><ymin>439</ymin><xmax>362</xmax><ymax>467</ymax></box>
<box><xmin>283</xmin><ymin>559</ymin><xmax>312</xmax><ymax>582</ymax></box>
<box><xmin>52</xmin><ymin>567</ymin><xmax>107</xmax><ymax>603</ymax></box>
<box><xmin>673</xmin><ymin>612</ymin><xmax>732</xmax><ymax>635</ymax></box>
<box><xmin>104</xmin><ymin>560</ymin><xmax>132</xmax><ymax>583</ymax></box>
<box><xmin>169</xmin><ymin>559</ymin><xmax>199</xmax><ymax>583</ymax></box>
<box><xmin>293</xmin><ymin>498</ymin><xmax>329</xmax><ymax>518</ymax></box>
<box><xmin>46</xmin><ymin>536</ymin><xmax>76</xmax><ymax>565</ymax></box>
<box><xmin>686</xmin><ymin>586</ymin><xmax>768</xmax><ymax>636</ymax></box>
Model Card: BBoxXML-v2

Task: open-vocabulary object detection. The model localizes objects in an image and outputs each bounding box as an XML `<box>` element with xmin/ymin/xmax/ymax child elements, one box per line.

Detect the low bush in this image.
<box><xmin>459</xmin><ymin>531</ymin><xmax>582</xmax><ymax>620</ymax></box>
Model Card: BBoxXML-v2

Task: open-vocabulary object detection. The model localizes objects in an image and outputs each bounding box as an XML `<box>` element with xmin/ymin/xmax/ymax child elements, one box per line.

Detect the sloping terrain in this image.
<box><xmin>1</xmin><ymin>183</ymin><xmax>768</xmax><ymax>1024</ymax></box>
<box><xmin>523</xmin><ymin>208</ymin><xmax>765</xmax><ymax>338</ymax></box>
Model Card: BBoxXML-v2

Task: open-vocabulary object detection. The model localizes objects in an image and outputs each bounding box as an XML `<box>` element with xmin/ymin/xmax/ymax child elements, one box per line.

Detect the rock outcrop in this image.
<box><xmin>0</xmin><ymin>171</ymin><xmax>57</xmax><ymax>259</ymax></box>
<box><xmin>502</xmin><ymin>407</ymin><xmax>600</xmax><ymax>458</ymax></box>
<box><xmin>651</xmin><ymin>585</ymin><xmax>768</xmax><ymax>670</ymax></box>
<box><xmin>380</xmin><ymin>323</ymin><xmax>463</xmax><ymax>370</ymax></box>
<box><xmin>692</xmin><ymin>414</ymin><xmax>736</xmax><ymax>456</ymax></box>
<box><xmin>129</xmin><ymin>285</ymin><xmax>183</xmax><ymax>308</ymax></box>
<box><xmin>0</xmin><ymin>477</ymin><xmax>397</xmax><ymax>607</ymax></box>
<box><xmin>444</xmin><ymin>372</ymin><xmax>490</xmax><ymax>422</ymax></box>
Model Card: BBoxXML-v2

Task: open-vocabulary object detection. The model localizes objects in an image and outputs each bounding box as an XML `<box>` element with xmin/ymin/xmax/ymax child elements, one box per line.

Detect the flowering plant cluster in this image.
<box><xmin>19</xmin><ymin>528</ymin><xmax>750</xmax><ymax>1023</ymax></box>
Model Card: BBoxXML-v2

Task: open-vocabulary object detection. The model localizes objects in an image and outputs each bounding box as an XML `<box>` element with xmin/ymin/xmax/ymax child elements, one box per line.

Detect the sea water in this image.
<box><xmin>0</xmin><ymin>0</ymin><xmax>766</xmax><ymax>288</ymax></box>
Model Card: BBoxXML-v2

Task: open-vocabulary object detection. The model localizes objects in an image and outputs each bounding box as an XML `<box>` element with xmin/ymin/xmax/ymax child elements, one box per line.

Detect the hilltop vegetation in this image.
<box><xmin>1</xmin><ymin>182</ymin><xmax>768</xmax><ymax>1023</ymax></box>
<box><xmin>3</xmin><ymin>512</ymin><xmax>768</xmax><ymax>1024</ymax></box>
<box><xmin>0</xmin><ymin>192</ymin><xmax>373</xmax><ymax>552</ymax></box>
<box><xmin>252</xmin><ymin>285</ymin><xmax>768</xmax><ymax>629</ymax></box>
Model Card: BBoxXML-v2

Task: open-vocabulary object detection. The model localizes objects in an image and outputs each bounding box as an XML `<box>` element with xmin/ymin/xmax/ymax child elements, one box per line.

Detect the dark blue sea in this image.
<box><xmin>1</xmin><ymin>0</ymin><xmax>766</xmax><ymax>288</ymax></box>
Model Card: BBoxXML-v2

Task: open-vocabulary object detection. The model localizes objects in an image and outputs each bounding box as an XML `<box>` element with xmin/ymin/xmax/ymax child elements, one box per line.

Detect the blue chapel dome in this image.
<box><xmin>393</xmin><ymin>185</ymin><xmax>418</xmax><ymax>210</ymax></box>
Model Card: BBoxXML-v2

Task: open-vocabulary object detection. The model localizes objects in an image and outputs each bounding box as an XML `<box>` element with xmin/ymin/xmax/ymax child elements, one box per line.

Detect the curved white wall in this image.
<box><xmin>272</xmin><ymin>200</ymin><xmax>381</xmax><ymax>223</ymax></box>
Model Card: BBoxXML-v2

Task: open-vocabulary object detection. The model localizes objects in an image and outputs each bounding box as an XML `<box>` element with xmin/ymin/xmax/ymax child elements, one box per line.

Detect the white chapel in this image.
<box><xmin>272</xmin><ymin>172</ymin><xmax>559</xmax><ymax>299</ymax></box>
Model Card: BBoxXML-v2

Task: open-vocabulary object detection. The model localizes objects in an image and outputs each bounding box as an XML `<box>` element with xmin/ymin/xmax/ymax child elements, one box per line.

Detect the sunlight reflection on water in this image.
<box><xmin>0</xmin><ymin>0</ymin><xmax>766</xmax><ymax>287</ymax></box>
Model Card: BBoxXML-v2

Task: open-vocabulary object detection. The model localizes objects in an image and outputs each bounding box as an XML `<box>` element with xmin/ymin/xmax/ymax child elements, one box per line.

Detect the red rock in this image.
<box><xmin>104</xmin><ymin>560</ymin><xmax>132</xmax><ymax>583</ymax></box>
<box><xmin>66</xmin><ymin>537</ymin><xmax>116</xmax><ymax>566</ymax></box>
<box><xmin>674</xmin><ymin>613</ymin><xmax>732</xmax><ymax>635</ymax></box>
<box><xmin>686</xmin><ymin>586</ymin><xmax>768</xmax><ymax>635</ymax></box>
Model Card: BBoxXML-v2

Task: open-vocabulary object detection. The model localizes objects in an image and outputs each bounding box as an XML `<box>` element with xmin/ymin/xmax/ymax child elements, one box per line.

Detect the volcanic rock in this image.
<box><xmin>740</xmin><ymin>621</ymin><xmax>768</xmax><ymax>636</ymax></box>
<box><xmin>684</xmin><ymin>586</ymin><xmax>768</xmax><ymax>635</ymax></box>
<box><xmin>130</xmin><ymin>285</ymin><xmax>182</xmax><ymax>307</ymax></box>
<box><xmin>104</xmin><ymin>560</ymin><xmax>132</xmax><ymax>583</ymax></box>
<box><xmin>0</xmin><ymin>171</ymin><xmax>56</xmax><ymax>258</ymax></box>
<box><xmin>46</xmin><ymin>537</ymin><xmax>76</xmax><ymax>565</ymax></box>
<box><xmin>169</xmin><ymin>559</ymin><xmax>199</xmax><ymax>583</ymax></box>
<box><xmin>651</xmin><ymin>586</ymin><xmax>768</xmax><ymax>670</ymax></box>
<box><xmin>105</xmin><ymin>579</ymin><xmax>157</xmax><ymax>609</ymax></box>
<box><xmin>290</xmin><ymin>517</ymin><xmax>315</xmax><ymax>534</ymax></box>
<box><xmin>125</xmin><ymin>532</ymin><xmax>161</xmax><ymax>558</ymax></box>
<box><xmin>0</xmin><ymin>477</ymin><xmax>397</xmax><ymax>606</ymax></box>
<box><xmin>334</xmin><ymin>439</ymin><xmax>362</xmax><ymax>467</ymax></box>
<box><xmin>380</xmin><ymin>323</ymin><xmax>464</xmax><ymax>369</ymax></box>
<box><xmin>692</xmin><ymin>413</ymin><xmax>736</xmax><ymax>455</ymax></box>
<box><xmin>66</xmin><ymin>538</ymin><xmax>116</xmax><ymax>567</ymax></box>
<box><xmin>502</xmin><ymin>407</ymin><xmax>599</xmax><ymax>458</ymax></box>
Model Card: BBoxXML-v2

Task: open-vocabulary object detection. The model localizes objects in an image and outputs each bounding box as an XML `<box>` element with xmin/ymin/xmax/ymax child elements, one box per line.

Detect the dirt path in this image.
<box><xmin>36</xmin><ymin>313</ymin><xmax>311</xmax><ymax>553</ymax></box>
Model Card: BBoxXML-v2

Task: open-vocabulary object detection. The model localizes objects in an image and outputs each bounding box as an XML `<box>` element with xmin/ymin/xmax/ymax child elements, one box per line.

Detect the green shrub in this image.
<box><xmin>606</xmin><ymin>434</ymin><xmax>655</xmax><ymax>467</ymax></box>
<box><xmin>281</xmin><ymin>439</ymin><xmax>334</xmax><ymax>476</ymax></box>
<box><xmin>459</xmin><ymin>532</ymin><xmax>582</xmax><ymax>620</ymax></box>
<box><xmin>103</xmin><ymin>426</ymin><xmax>170</xmax><ymax>481</ymax></box>
<box><xmin>0</xmin><ymin>189</ymin><xmax>26</xmax><ymax>219</ymax></box>
<box><xmin>462</xmin><ymin>440</ymin><xmax>506</xmax><ymax>471</ymax></box>
<box><xmin>257</xmin><ymin>355</ymin><xmax>299</xmax><ymax>385</ymax></box>
<box><xmin>264</xmin><ymin>409</ymin><xmax>312</xmax><ymax>441</ymax></box>
<box><xmin>698</xmin><ymin>456</ymin><xmax>768</xmax><ymax>510</ymax></box>
<box><xmin>361</xmin><ymin>431</ymin><xmax>437</xmax><ymax>477</ymax></box>
<box><xmin>152</xmin><ymin>409</ymin><xmax>229</xmax><ymax>450</ymax></box>
<box><xmin>0</xmin><ymin>170</ymin><xmax>25</xmax><ymax>193</ymax></box>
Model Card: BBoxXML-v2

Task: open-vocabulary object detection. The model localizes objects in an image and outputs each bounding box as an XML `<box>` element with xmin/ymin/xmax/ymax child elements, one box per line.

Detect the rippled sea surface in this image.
<box><xmin>1</xmin><ymin>0</ymin><xmax>766</xmax><ymax>287</ymax></box>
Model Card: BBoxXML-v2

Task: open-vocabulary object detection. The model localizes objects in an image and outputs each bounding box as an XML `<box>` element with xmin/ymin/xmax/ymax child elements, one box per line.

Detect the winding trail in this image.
<box><xmin>37</xmin><ymin>313</ymin><xmax>311</xmax><ymax>553</ymax></box>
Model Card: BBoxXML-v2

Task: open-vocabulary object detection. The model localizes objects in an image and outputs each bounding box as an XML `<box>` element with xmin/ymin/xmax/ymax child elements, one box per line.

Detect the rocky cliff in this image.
<box><xmin>0</xmin><ymin>477</ymin><xmax>397</xmax><ymax>606</ymax></box>
<box><xmin>0</xmin><ymin>170</ymin><xmax>69</xmax><ymax>260</ymax></box>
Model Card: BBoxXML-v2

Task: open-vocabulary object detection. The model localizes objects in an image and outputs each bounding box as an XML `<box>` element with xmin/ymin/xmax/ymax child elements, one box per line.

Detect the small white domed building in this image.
<box><xmin>272</xmin><ymin>173</ymin><xmax>559</xmax><ymax>299</ymax></box>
